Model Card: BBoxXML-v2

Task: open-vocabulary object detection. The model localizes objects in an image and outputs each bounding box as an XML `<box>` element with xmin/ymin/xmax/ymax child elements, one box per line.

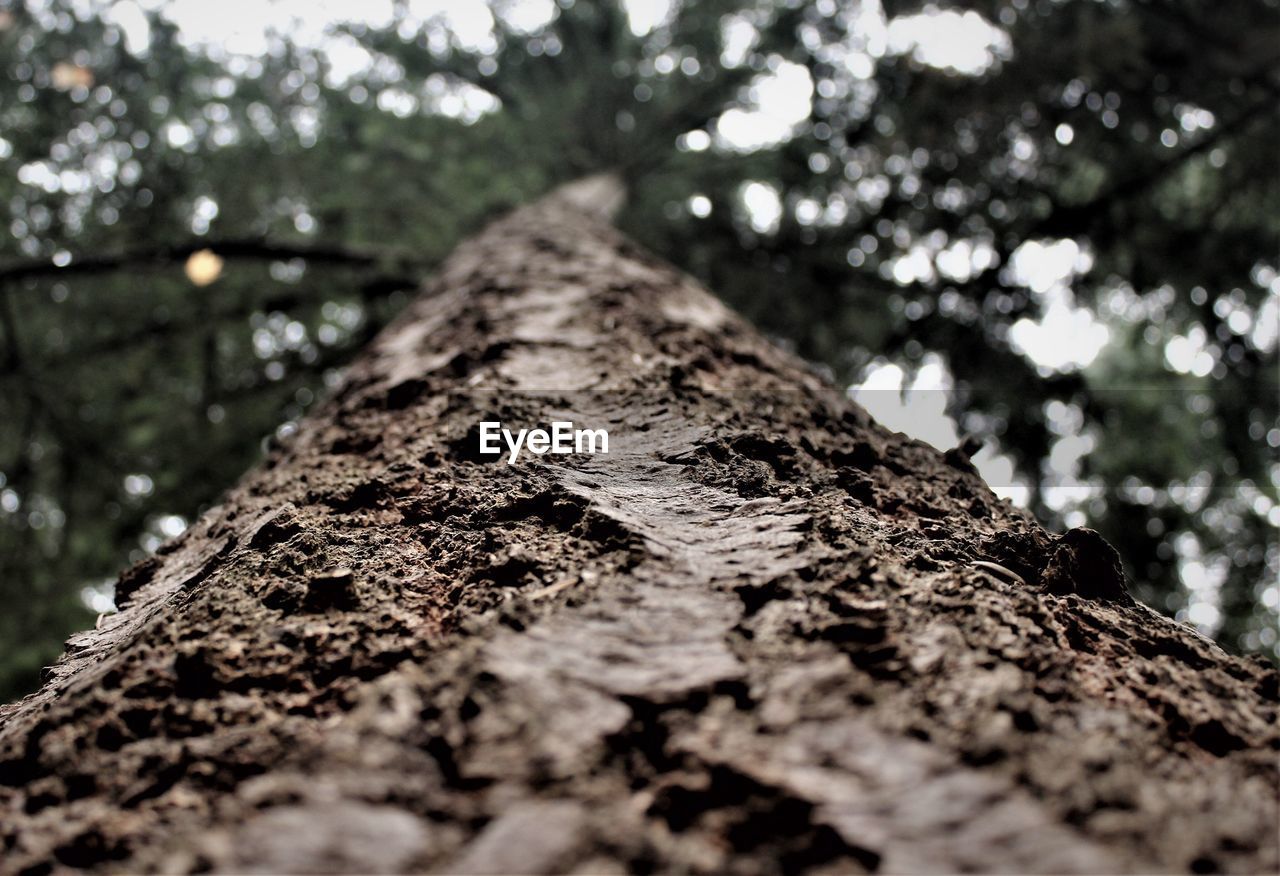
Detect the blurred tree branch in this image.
<box><xmin>0</xmin><ymin>273</ymin><xmax>419</xmax><ymax>381</ymax></box>
<box><xmin>0</xmin><ymin>238</ymin><xmax>430</xmax><ymax>289</ymax></box>
<box><xmin>1035</xmin><ymin>91</ymin><xmax>1279</xmax><ymax>239</ymax></box>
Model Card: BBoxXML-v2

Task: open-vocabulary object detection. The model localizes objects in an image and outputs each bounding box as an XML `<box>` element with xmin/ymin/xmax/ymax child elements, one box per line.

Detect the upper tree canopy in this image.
<box><xmin>0</xmin><ymin>0</ymin><xmax>1277</xmax><ymax>699</ymax></box>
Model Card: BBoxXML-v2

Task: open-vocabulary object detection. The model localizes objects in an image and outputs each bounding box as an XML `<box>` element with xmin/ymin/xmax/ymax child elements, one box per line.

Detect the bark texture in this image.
<box><xmin>1</xmin><ymin>178</ymin><xmax>1276</xmax><ymax>875</ymax></box>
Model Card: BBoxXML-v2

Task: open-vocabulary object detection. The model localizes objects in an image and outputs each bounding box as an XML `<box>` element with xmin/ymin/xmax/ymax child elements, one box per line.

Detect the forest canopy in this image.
<box><xmin>0</xmin><ymin>0</ymin><xmax>1277</xmax><ymax>701</ymax></box>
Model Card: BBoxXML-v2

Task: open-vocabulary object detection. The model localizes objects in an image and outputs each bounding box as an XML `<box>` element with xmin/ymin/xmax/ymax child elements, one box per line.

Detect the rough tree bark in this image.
<box><xmin>0</xmin><ymin>178</ymin><xmax>1275</xmax><ymax>875</ymax></box>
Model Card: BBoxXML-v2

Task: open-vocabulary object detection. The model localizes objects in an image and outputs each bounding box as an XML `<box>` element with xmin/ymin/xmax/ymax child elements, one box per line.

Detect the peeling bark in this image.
<box><xmin>0</xmin><ymin>178</ymin><xmax>1276</xmax><ymax>875</ymax></box>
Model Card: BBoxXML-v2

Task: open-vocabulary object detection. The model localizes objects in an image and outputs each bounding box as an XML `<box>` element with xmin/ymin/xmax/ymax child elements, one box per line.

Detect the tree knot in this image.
<box><xmin>1040</xmin><ymin>528</ymin><xmax>1132</xmax><ymax>604</ymax></box>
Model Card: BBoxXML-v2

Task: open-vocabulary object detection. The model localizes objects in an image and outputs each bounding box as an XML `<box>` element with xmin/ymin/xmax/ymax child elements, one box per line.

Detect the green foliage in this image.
<box><xmin>1</xmin><ymin>0</ymin><xmax>1276</xmax><ymax>699</ymax></box>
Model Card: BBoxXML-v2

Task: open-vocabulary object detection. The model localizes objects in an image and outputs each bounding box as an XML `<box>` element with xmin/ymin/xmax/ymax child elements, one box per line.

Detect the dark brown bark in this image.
<box><xmin>0</xmin><ymin>178</ymin><xmax>1275</xmax><ymax>874</ymax></box>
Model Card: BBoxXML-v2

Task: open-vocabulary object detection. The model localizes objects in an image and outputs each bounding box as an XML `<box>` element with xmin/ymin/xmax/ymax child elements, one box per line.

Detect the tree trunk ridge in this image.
<box><xmin>0</xmin><ymin>181</ymin><xmax>1275</xmax><ymax>874</ymax></box>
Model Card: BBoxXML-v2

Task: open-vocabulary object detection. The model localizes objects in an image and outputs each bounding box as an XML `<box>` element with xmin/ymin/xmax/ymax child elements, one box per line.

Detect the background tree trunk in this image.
<box><xmin>1</xmin><ymin>178</ymin><xmax>1275</xmax><ymax>874</ymax></box>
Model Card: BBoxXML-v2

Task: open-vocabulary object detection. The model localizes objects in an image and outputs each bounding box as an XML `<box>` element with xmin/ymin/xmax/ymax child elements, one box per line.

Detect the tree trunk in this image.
<box><xmin>1</xmin><ymin>178</ymin><xmax>1275</xmax><ymax>875</ymax></box>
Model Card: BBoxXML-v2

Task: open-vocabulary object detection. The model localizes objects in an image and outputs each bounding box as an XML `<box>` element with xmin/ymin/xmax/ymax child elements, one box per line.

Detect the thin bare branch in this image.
<box><xmin>0</xmin><ymin>238</ymin><xmax>427</xmax><ymax>289</ymax></box>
